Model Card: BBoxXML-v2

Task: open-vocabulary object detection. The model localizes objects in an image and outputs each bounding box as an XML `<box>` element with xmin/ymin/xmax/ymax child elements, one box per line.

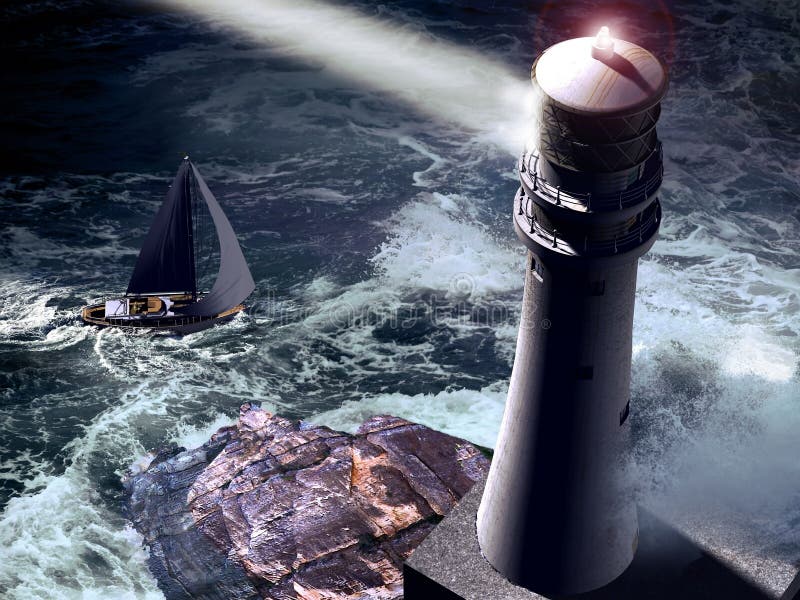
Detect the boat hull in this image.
<box><xmin>81</xmin><ymin>301</ymin><xmax>245</xmax><ymax>334</ymax></box>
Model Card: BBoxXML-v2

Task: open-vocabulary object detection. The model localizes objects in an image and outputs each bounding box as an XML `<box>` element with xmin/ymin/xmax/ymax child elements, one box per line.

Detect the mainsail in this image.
<box><xmin>126</xmin><ymin>161</ymin><xmax>196</xmax><ymax>296</ymax></box>
<box><xmin>177</xmin><ymin>163</ymin><xmax>255</xmax><ymax>316</ymax></box>
<box><xmin>126</xmin><ymin>159</ymin><xmax>255</xmax><ymax>316</ymax></box>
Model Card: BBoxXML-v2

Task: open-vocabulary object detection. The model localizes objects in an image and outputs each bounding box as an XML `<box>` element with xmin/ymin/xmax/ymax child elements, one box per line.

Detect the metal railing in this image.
<box><xmin>519</xmin><ymin>151</ymin><xmax>663</xmax><ymax>212</ymax></box>
<box><xmin>519</xmin><ymin>194</ymin><xmax>661</xmax><ymax>256</ymax></box>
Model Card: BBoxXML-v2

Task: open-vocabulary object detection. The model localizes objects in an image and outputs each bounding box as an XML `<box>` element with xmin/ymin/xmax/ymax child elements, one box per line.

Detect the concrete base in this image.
<box><xmin>405</xmin><ymin>478</ymin><xmax>793</xmax><ymax>600</ymax></box>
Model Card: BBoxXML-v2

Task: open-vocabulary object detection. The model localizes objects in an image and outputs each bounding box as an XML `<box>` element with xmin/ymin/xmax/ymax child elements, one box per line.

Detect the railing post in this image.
<box><xmin>530</xmin><ymin>211</ymin><xmax>535</xmax><ymax>234</ymax></box>
<box><xmin>556</xmin><ymin>186</ymin><xmax>561</xmax><ymax>205</ymax></box>
<box><xmin>519</xmin><ymin>196</ymin><xmax>524</xmax><ymax>215</ymax></box>
<box><xmin>533</xmin><ymin>172</ymin><xmax>538</xmax><ymax>191</ymax></box>
<box><xmin>638</xmin><ymin>211</ymin><xmax>643</xmax><ymax>242</ymax></box>
<box><xmin>552</xmin><ymin>228</ymin><xmax>558</xmax><ymax>248</ymax></box>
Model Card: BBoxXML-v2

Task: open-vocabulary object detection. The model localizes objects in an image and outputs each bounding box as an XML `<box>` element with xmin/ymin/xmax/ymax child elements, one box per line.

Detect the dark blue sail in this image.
<box><xmin>126</xmin><ymin>161</ymin><xmax>196</xmax><ymax>296</ymax></box>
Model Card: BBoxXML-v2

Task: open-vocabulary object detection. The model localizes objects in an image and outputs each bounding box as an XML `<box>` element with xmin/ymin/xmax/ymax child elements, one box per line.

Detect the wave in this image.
<box><xmin>370</xmin><ymin>195</ymin><xmax>522</xmax><ymax>299</ymax></box>
<box><xmin>0</xmin><ymin>383</ymin><xmax>172</xmax><ymax>599</ymax></box>
<box><xmin>312</xmin><ymin>382</ymin><xmax>507</xmax><ymax>449</ymax></box>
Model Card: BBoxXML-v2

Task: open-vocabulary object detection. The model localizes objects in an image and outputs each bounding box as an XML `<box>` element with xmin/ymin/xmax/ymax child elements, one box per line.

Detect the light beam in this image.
<box><xmin>159</xmin><ymin>0</ymin><xmax>532</xmax><ymax>153</ymax></box>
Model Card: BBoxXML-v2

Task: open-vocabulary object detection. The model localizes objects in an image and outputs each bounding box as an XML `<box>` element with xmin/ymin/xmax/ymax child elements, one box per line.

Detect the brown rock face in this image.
<box><xmin>125</xmin><ymin>404</ymin><xmax>489</xmax><ymax>600</ymax></box>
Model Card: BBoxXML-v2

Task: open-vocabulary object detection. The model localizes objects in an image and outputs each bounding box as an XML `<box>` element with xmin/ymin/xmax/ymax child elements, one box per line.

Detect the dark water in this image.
<box><xmin>0</xmin><ymin>0</ymin><xmax>798</xmax><ymax>597</ymax></box>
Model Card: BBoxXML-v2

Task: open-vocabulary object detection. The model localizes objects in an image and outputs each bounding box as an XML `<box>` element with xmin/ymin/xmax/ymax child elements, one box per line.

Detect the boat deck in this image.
<box><xmin>81</xmin><ymin>295</ymin><xmax>245</xmax><ymax>333</ymax></box>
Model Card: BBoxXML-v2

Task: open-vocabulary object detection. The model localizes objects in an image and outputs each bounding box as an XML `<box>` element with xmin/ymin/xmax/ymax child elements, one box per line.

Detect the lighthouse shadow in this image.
<box><xmin>563</xmin><ymin>507</ymin><xmax>772</xmax><ymax>600</ymax></box>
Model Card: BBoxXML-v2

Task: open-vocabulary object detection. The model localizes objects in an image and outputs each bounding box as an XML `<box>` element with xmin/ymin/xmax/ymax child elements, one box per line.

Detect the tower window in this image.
<box><xmin>576</xmin><ymin>366</ymin><xmax>593</xmax><ymax>380</ymax></box>
<box><xmin>531</xmin><ymin>257</ymin><xmax>544</xmax><ymax>282</ymax></box>
<box><xmin>587</xmin><ymin>280</ymin><xmax>605</xmax><ymax>296</ymax></box>
<box><xmin>619</xmin><ymin>400</ymin><xmax>630</xmax><ymax>425</ymax></box>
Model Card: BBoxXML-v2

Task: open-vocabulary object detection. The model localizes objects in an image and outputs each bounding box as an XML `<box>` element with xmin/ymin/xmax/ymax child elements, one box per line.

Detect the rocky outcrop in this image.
<box><xmin>124</xmin><ymin>404</ymin><xmax>490</xmax><ymax>599</ymax></box>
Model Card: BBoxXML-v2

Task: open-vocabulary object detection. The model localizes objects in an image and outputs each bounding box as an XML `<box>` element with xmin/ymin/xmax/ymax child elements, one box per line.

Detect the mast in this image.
<box><xmin>185</xmin><ymin>157</ymin><xmax>198</xmax><ymax>301</ymax></box>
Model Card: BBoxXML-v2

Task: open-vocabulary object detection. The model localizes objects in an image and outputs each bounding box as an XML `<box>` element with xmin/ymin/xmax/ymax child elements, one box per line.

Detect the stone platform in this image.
<box><xmin>405</xmin><ymin>478</ymin><xmax>797</xmax><ymax>600</ymax></box>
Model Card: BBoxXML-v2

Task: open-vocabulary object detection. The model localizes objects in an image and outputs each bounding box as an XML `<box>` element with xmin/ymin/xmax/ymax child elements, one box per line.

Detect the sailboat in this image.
<box><xmin>81</xmin><ymin>158</ymin><xmax>255</xmax><ymax>334</ymax></box>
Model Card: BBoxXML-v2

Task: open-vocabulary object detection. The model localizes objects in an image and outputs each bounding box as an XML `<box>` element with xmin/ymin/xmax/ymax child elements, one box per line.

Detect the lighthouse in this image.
<box><xmin>475</xmin><ymin>28</ymin><xmax>668</xmax><ymax>595</ymax></box>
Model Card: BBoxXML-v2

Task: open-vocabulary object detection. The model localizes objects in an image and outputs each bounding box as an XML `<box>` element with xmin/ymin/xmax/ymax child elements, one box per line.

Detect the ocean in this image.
<box><xmin>0</xmin><ymin>0</ymin><xmax>798</xmax><ymax>597</ymax></box>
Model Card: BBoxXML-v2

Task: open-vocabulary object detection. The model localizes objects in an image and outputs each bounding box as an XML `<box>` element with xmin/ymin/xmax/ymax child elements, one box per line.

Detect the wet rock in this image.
<box><xmin>124</xmin><ymin>404</ymin><xmax>490</xmax><ymax>599</ymax></box>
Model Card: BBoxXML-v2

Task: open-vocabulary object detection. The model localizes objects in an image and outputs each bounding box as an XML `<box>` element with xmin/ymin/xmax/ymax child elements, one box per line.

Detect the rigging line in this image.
<box><xmin>196</xmin><ymin>168</ymin><xmax>209</xmax><ymax>293</ymax></box>
<box><xmin>193</xmin><ymin>169</ymin><xmax>216</xmax><ymax>295</ymax></box>
<box><xmin>193</xmin><ymin>169</ymin><xmax>205</xmax><ymax>293</ymax></box>
<box><xmin>200</xmin><ymin>183</ymin><xmax>213</xmax><ymax>291</ymax></box>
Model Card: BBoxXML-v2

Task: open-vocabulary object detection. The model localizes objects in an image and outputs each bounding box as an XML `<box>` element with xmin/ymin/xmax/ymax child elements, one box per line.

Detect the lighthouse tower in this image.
<box><xmin>476</xmin><ymin>28</ymin><xmax>668</xmax><ymax>595</ymax></box>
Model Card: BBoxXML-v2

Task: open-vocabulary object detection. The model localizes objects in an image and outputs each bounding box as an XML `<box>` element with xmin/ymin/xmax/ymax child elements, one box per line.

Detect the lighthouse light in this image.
<box><xmin>596</xmin><ymin>26</ymin><xmax>612</xmax><ymax>48</ymax></box>
<box><xmin>591</xmin><ymin>26</ymin><xmax>615</xmax><ymax>59</ymax></box>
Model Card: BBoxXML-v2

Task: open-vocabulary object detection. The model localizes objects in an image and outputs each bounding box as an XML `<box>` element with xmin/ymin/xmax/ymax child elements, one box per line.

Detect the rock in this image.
<box><xmin>124</xmin><ymin>404</ymin><xmax>490</xmax><ymax>600</ymax></box>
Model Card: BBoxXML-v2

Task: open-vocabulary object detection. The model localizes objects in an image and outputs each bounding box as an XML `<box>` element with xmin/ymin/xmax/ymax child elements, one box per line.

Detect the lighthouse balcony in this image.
<box><xmin>519</xmin><ymin>148</ymin><xmax>663</xmax><ymax>216</ymax></box>
<box><xmin>514</xmin><ymin>191</ymin><xmax>661</xmax><ymax>262</ymax></box>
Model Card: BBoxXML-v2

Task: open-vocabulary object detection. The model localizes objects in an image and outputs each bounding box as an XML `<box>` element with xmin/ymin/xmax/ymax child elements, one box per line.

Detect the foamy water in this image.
<box><xmin>1</xmin><ymin>0</ymin><xmax>798</xmax><ymax>597</ymax></box>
